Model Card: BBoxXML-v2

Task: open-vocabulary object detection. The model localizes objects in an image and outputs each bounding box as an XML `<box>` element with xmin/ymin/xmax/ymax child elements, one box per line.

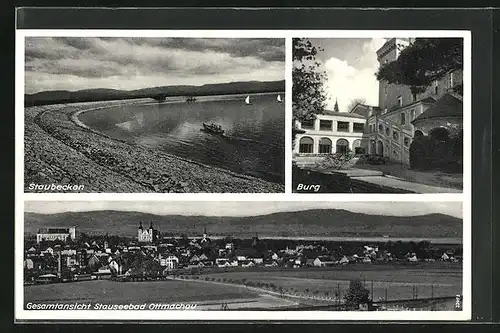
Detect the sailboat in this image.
<box><xmin>245</xmin><ymin>95</ymin><xmax>251</xmax><ymax>105</ymax></box>
<box><xmin>277</xmin><ymin>94</ymin><xmax>282</xmax><ymax>103</ymax></box>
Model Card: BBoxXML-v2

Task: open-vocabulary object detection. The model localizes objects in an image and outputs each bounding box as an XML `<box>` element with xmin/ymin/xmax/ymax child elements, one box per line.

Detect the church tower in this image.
<box><xmin>252</xmin><ymin>232</ymin><xmax>259</xmax><ymax>248</ymax></box>
<box><xmin>137</xmin><ymin>221</ymin><xmax>143</xmax><ymax>242</ymax></box>
<box><xmin>201</xmin><ymin>227</ymin><xmax>210</xmax><ymax>244</ymax></box>
<box><xmin>149</xmin><ymin>221</ymin><xmax>154</xmax><ymax>241</ymax></box>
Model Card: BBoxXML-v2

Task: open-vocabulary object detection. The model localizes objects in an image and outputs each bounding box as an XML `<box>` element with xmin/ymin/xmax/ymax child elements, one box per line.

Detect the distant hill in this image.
<box><xmin>25</xmin><ymin>80</ymin><xmax>285</xmax><ymax>106</ymax></box>
<box><xmin>24</xmin><ymin>209</ymin><xmax>462</xmax><ymax>239</ymax></box>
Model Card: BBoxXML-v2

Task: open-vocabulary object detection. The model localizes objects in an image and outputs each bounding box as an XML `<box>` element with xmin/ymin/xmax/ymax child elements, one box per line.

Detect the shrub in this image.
<box><xmin>314</xmin><ymin>153</ymin><xmax>354</xmax><ymax>170</ymax></box>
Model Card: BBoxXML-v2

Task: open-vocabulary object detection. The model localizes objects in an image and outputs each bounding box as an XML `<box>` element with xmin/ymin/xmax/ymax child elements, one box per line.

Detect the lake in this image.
<box><xmin>79</xmin><ymin>92</ymin><xmax>285</xmax><ymax>183</ymax></box>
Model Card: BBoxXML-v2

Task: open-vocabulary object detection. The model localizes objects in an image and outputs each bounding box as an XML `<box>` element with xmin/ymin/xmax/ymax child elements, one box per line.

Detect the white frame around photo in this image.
<box><xmin>15</xmin><ymin>29</ymin><xmax>471</xmax><ymax>322</ymax></box>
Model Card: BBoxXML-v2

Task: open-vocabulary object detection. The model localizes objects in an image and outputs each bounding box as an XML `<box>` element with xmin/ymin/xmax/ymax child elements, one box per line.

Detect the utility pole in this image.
<box><xmin>371</xmin><ymin>280</ymin><xmax>374</xmax><ymax>302</ymax></box>
<box><xmin>57</xmin><ymin>250</ymin><xmax>62</xmax><ymax>281</ymax></box>
<box><xmin>337</xmin><ymin>282</ymin><xmax>340</xmax><ymax>306</ymax></box>
<box><xmin>431</xmin><ymin>284</ymin><xmax>435</xmax><ymax>311</ymax></box>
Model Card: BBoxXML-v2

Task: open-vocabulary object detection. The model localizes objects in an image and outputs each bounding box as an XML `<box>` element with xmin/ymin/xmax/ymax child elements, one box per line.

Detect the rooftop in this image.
<box><xmin>321</xmin><ymin>110</ymin><xmax>368</xmax><ymax>119</ymax></box>
<box><xmin>349</xmin><ymin>103</ymin><xmax>381</xmax><ymax>117</ymax></box>
<box><xmin>37</xmin><ymin>228</ymin><xmax>71</xmax><ymax>234</ymax></box>
<box><xmin>384</xmin><ymin>97</ymin><xmax>436</xmax><ymax>116</ymax></box>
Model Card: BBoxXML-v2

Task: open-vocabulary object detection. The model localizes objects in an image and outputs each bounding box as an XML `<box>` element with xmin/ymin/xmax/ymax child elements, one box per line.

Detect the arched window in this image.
<box><xmin>353</xmin><ymin>139</ymin><xmax>365</xmax><ymax>154</ymax></box>
<box><xmin>318</xmin><ymin>138</ymin><xmax>332</xmax><ymax>154</ymax></box>
<box><xmin>370</xmin><ymin>140</ymin><xmax>376</xmax><ymax>155</ymax></box>
<box><xmin>378</xmin><ymin>124</ymin><xmax>384</xmax><ymax>132</ymax></box>
<box><xmin>336</xmin><ymin>139</ymin><xmax>349</xmax><ymax>155</ymax></box>
<box><xmin>299</xmin><ymin>136</ymin><xmax>314</xmax><ymax>153</ymax></box>
<box><xmin>400</xmin><ymin>113</ymin><xmax>406</xmax><ymax>125</ymax></box>
<box><xmin>414</xmin><ymin>130</ymin><xmax>424</xmax><ymax>138</ymax></box>
<box><xmin>376</xmin><ymin>141</ymin><xmax>384</xmax><ymax>155</ymax></box>
<box><xmin>392</xmin><ymin>131</ymin><xmax>399</xmax><ymax>141</ymax></box>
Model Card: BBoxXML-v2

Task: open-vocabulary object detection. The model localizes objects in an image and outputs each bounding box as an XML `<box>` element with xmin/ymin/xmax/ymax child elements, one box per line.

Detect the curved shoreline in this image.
<box><xmin>71</xmin><ymin>100</ymin><xmax>282</xmax><ymax>183</ymax></box>
<box><xmin>24</xmin><ymin>99</ymin><xmax>285</xmax><ymax>193</ymax></box>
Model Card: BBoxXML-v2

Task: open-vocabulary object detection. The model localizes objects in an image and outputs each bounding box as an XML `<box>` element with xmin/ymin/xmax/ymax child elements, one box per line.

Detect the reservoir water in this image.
<box><xmin>79</xmin><ymin>92</ymin><xmax>285</xmax><ymax>183</ymax></box>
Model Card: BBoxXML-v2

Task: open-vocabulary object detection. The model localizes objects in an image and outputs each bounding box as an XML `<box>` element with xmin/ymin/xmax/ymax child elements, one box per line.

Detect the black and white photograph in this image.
<box><xmin>19</xmin><ymin>200</ymin><xmax>466</xmax><ymax>319</ymax></box>
<box><xmin>292</xmin><ymin>36</ymin><xmax>467</xmax><ymax>193</ymax></box>
<box><xmin>23</xmin><ymin>36</ymin><xmax>285</xmax><ymax>193</ymax></box>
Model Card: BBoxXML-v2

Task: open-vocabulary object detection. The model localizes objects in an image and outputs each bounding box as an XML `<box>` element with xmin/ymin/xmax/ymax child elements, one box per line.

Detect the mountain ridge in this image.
<box><xmin>25</xmin><ymin>80</ymin><xmax>285</xmax><ymax>106</ymax></box>
<box><xmin>24</xmin><ymin>209</ymin><xmax>462</xmax><ymax>239</ymax></box>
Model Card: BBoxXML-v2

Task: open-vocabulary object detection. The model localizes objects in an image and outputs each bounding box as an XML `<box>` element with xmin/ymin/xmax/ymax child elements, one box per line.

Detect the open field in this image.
<box><xmin>23</xmin><ymin>264</ymin><xmax>462</xmax><ymax>310</ymax></box>
<box><xmin>24</xmin><ymin>100</ymin><xmax>284</xmax><ymax>193</ymax></box>
<box><xmin>198</xmin><ymin>264</ymin><xmax>462</xmax><ymax>302</ymax></box>
<box><xmin>24</xmin><ymin>279</ymin><xmax>289</xmax><ymax>308</ymax></box>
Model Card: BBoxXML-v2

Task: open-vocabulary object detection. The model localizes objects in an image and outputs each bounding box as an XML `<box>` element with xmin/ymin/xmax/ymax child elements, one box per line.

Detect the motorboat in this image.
<box><xmin>201</xmin><ymin>123</ymin><xmax>225</xmax><ymax>135</ymax></box>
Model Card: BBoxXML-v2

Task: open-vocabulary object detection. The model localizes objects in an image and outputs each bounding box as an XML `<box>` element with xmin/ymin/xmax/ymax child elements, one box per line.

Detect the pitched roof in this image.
<box><xmin>412</xmin><ymin>93</ymin><xmax>463</xmax><ymax>123</ymax></box>
<box><xmin>322</xmin><ymin>110</ymin><xmax>368</xmax><ymax>119</ymax></box>
<box><xmin>349</xmin><ymin>103</ymin><xmax>381</xmax><ymax>117</ymax></box>
<box><xmin>386</xmin><ymin>97</ymin><xmax>436</xmax><ymax>114</ymax></box>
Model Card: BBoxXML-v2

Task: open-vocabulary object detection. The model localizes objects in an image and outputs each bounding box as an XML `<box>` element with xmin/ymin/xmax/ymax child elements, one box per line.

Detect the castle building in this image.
<box><xmin>137</xmin><ymin>221</ymin><xmax>160</xmax><ymax>243</ymax></box>
<box><xmin>294</xmin><ymin>38</ymin><xmax>463</xmax><ymax>166</ymax></box>
<box><xmin>36</xmin><ymin>227</ymin><xmax>76</xmax><ymax>243</ymax></box>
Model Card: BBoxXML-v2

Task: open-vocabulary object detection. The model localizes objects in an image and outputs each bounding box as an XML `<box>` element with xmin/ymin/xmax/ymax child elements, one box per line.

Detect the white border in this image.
<box><xmin>16</xmin><ymin>29</ymin><xmax>471</xmax><ymax>322</ymax></box>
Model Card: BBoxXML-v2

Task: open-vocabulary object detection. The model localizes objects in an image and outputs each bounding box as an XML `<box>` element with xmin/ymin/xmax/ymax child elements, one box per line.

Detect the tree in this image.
<box><xmin>347</xmin><ymin>98</ymin><xmax>367</xmax><ymax>112</ymax></box>
<box><xmin>376</xmin><ymin>38</ymin><xmax>463</xmax><ymax>94</ymax></box>
<box><xmin>292</xmin><ymin>38</ymin><xmax>328</xmax><ymax>123</ymax></box>
<box><xmin>344</xmin><ymin>279</ymin><xmax>370</xmax><ymax>308</ymax></box>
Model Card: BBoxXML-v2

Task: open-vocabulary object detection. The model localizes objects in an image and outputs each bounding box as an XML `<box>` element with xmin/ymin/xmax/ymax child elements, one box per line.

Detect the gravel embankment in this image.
<box><xmin>24</xmin><ymin>99</ymin><xmax>285</xmax><ymax>193</ymax></box>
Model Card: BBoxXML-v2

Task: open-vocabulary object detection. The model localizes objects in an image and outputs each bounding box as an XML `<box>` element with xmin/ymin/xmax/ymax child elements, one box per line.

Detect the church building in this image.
<box><xmin>137</xmin><ymin>221</ymin><xmax>160</xmax><ymax>243</ymax></box>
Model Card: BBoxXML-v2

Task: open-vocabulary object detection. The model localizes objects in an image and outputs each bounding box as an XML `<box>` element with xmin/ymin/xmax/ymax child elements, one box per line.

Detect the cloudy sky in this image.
<box><xmin>25</xmin><ymin>201</ymin><xmax>462</xmax><ymax>218</ymax></box>
<box><xmin>24</xmin><ymin>37</ymin><xmax>285</xmax><ymax>94</ymax></box>
<box><xmin>302</xmin><ymin>38</ymin><xmax>388</xmax><ymax>112</ymax></box>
